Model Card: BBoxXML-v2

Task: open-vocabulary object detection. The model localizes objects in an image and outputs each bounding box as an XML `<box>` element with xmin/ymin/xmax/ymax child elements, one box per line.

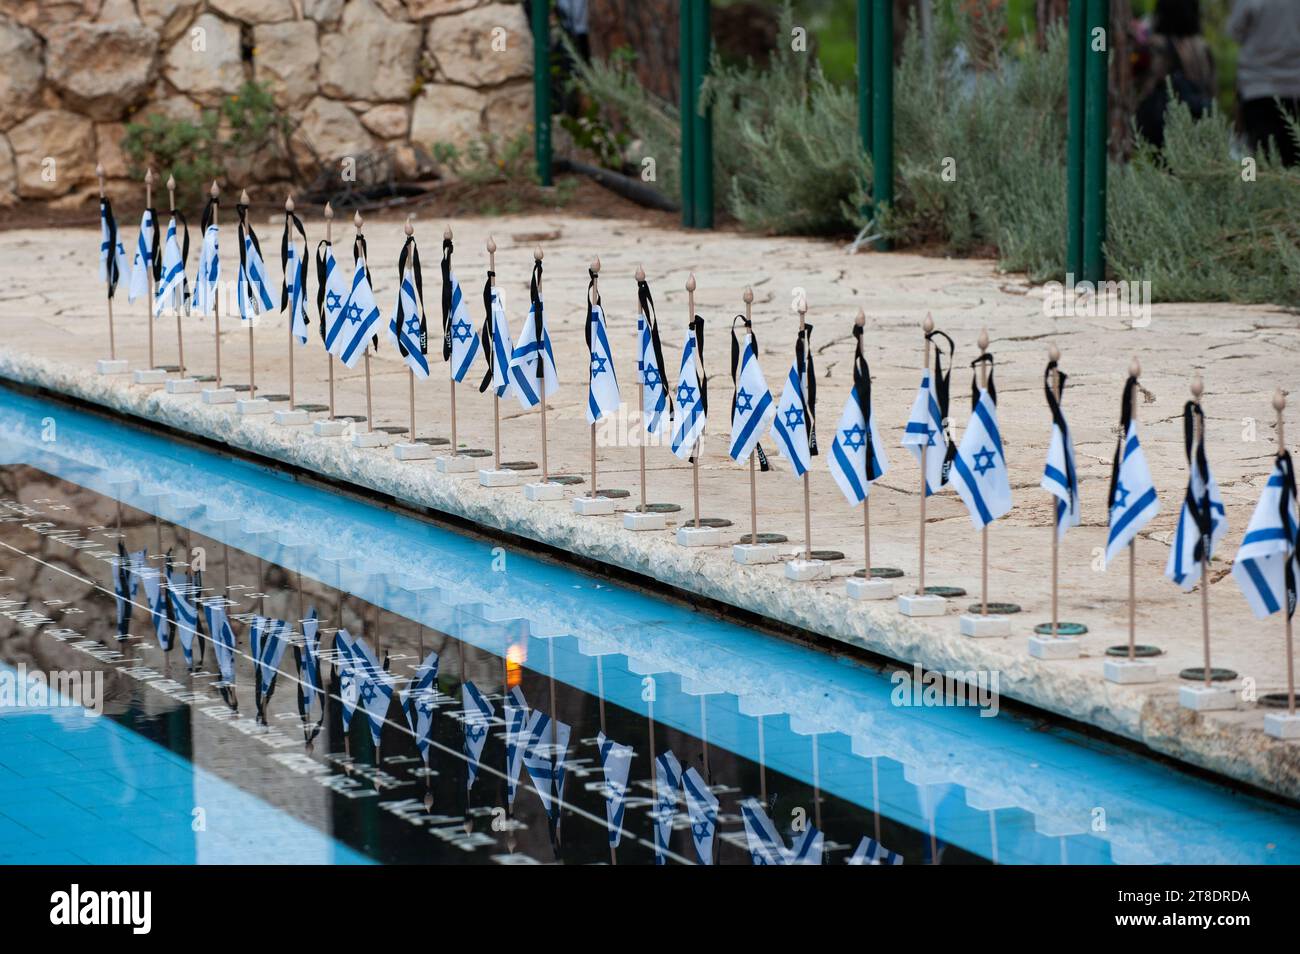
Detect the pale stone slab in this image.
<box><xmin>393</xmin><ymin>442</ymin><xmax>433</xmax><ymax>461</ymax></box>
<box><xmin>897</xmin><ymin>593</ymin><xmax>946</xmax><ymax>617</ymax></box>
<box><xmin>133</xmin><ymin>368</ymin><xmax>166</xmax><ymax>386</ymax></box>
<box><xmin>734</xmin><ymin>543</ymin><xmax>782</xmax><ymax>565</ymax></box>
<box><xmin>523</xmin><ymin>482</ymin><xmax>565</xmax><ymax>502</ymax></box>
<box><xmin>676</xmin><ymin>525</ymin><xmax>720</xmax><ymax>547</ymax></box>
<box><xmin>1180</xmin><ymin>685</ymin><xmax>1237</xmax><ymax>712</ymax></box>
<box><xmin>846</xmin><ymin>576</ymin><xmax>894</xmax><ymax>600</ymax></box>
<box><xmin>1104</xmin><ymin>659</ymin><xmax>1160</xmax><ymax>684</ymax></box>
<box><xmin>313</xmin><ymin>419</ymin><xmax>348</xmax><ymax>437</ymax></box>
<box><xmin>785</xmin><ymin>558</ymin><xmax>831</xmax><ymax>582</ymax></box>
<box><xmin>1265</xmin><ymin>713</ymin><xmax>1300</xmax><ymax>740</ymax></box>
<box><xmin>201</xmin><ymin>387</ymin><xmax>236</xmax><ymax>405</ymax></box>
<box><xmin>165</xmin><ymin>377</ymin><xmax>200</xmax><ymax>394</ymax></box>
<box><xmin>237</xmin><ymin>398</ymin><xmax>272</xmax><ymax>416</ymax></box>
<box><xmin>479</xmin><ymin>469</ymin><xmax>519</xmax><ymax>487</ymax></box>
<box><xmin>960</xmin><ymin>613</ymin><xmax>1011</xmax><ymax>638</ymax></box>
<box><xmin>572</xmin><ymin>495</ymin><xmax>615</xmax><ymax>516</ymax></box>
<box><xmin>436</xmin><ymin>455</ymin><xmax>480</xmax><ymax>474</ymax></box>
<box><xmin>97</xmin><ymin>359</ymin><xmax>129</xmax><ymax>375</ymax></box>
<box><xmin>1028</xmin><ymin>635</ymin><xmax>1080</xmax><ymax>659</ymax></box>
<box><xmin>352</xmin><ymin>430</ymin><xmax>390</xmax><ymax>448</ymax></box>
<box><xmin>624</xmin><ymin>511</ymin><xmax>665</xmax><ymax>531</ymax></box>
<box><xmin>274</xmin><ymin>409</ymin><xmax>310</xmax><ymax>425</ymax></box>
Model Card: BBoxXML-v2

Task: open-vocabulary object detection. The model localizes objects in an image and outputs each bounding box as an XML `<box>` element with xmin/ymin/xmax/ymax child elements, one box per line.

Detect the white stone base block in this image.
<box><xmin>393</xmin><ymin>442</ymin><xmax>434</xmax><ymax>461</ymax></box>
<box><xmin>133</xmin><ymin>368</ymin><xmax>167</xmax><ymax>386</ymax></box>
<box><xmin>165</xmin><ymin>377</ymin><xmax>200</xmax><ymax>394</ymax></box>
<box><xmin>237</xmin><ymin>398</ymin><xmax>271</xmax><ymax>416</ymax></box>
<box><xmin>313</xmin><ymin>419</ymin><xmax>348</xmax><ymax>437</ymax></box>
<box><xmin>624</xmin><ymin>511</ymin><xmax>666</xmax><ymax>532</ymax></box>
<box><xmin>97</xmin><ymin>359</ymin><xmax>129</xmax><ymax>375</ymax></box>
<box><xmin>960</xmin><ymin>613</ymin><xmax>1011</xmax><ymax>638</ymax></box>
<box><xmin>785</xmin><ymin>559</ymin><xmax>831</xmax><ymax>582</ymax></box>
<box><xmin>274</xmin><ymin>409</ymin><xmax>310</xmax><ymax>426</ymax></box>
<box><xmin>436</xmin><ymin>455</ymin><xmax>480</xmax><ymax>474</ymax></box>
<box><xmin>1264</xmin><ymin>712</ymin><xmax>1300</xmax><ymax>739</ymax></box>
<box><xmin>733</xmin><ymin>543</ymin><xmax>783</xmax><ymax>565</ymax></box>
<box><xmin>1180</xmin><ymin>684</ymin><xmax>1237</xmax><ymax>712</ymax></box>
<box><xmin>897</xmin><ymin>593</ymin><xmax>946</xmax><ymax>617</ymax></box>
<box><xmin>1028</xmin><ymin>635</ymin><xmax>1080</xmax><ymax>659</ymax></box>
<box><xmin>846</xmin><ymin>576</ymin><xmax>894</xmax><ymax>600</ymax></box>
<box><xmin>478</xmin><ymin>469</ymin><xmax>520</xmax><ymax>488</ymax></box>
<box><xmin>572</xmin><ymin>496</ymin><xmax>615</xmax><ymax>516</ymax></box>
<box><xmin>676</xmin><ymin>525</ymin><xmax>721</xmax><ymax>547</ymax></box>
<box><xmin>351</xmin><ymin>430</ymin><xmax>390</xmax><ymax>448</ymax></box>
<box><xmin>202</xmin><ymin>387</ymin><xmax>237</xmax><ymax>405</ymax></box>
<box><xmin>1103</xmin><ymin>658</ymin><xmax>1160</xmax><ymax>684</ymax></box>
<box><xmin>523</xmin><ymin>481</ymin><xmax>565</xmax><ymax>502</ymax></box>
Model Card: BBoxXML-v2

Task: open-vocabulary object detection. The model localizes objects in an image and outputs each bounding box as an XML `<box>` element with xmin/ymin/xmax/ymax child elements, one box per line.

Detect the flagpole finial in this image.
<box><xmin>923</xmin><ymin>313</ymin><xmax>934</xmax><ymax>334</ymax></box>
<box><xmin>486</xmin><ymin>235</ymin><xmax>496</xmax><ymax>253</ymax></box>
<box><xmin>743</xmin><ymin>285</ymin><xmax>753</xmax><ymax>305</ymax></box>
<box><xmin>978</xmin><ymin>328</ymin><xmax>989</xmax><ymax>354</ymax></box>
<box><xmin>1274</xmin><ymin>389</ymin><xmax>1286</xmax><ymax>414</ymax></box>
<box><xmin>239</xmin><ymin>188</ymin><xmax>250</xmax><ymax>205</ymax></box>
<box><xmin>206</xmin><ymin>178</ymin><xmax>216</xmax><ymax>197</ymax></box>
<box><xmin>285</xmin><ymin>194</ymin><xmax>294</xmax><ymax>213</ymax></box>
<box><xmin>404</xmin><ymin>216</ymin><xmax>414</xmax><ymax>237</ymax></box>
<box><xmin>685</xmin><ymin>272</ymin><xmax>696</xmax><ymax>292</ymax></box>
<box><xmin>1049</xmin><ymin>343</ymin><xmax>1061</xmax><ymax>362</ymax></box>
<box><xmin>95</xmin><ymin>164</ymin><xmax>105</xmax><ymax>197</ymax></box>
<box><xmin>534</xmin><ymin>245</ymin><xmax>543</xmax><ymax>262</ymax></box>
<box><xmin>444</xmin><ymin>224</ymin><xmax>452</xmax><ymax>240</ymax></box>
<box><xmin>1129</xmin><ymin>356</ymin><xmax>1141</xmax><ymax>379</ymax></box>
<box><xmin>353</xmin><ymin>210</ymin><xmax>363</xmax><ymax>230</ymax></box>
<box><xmin>1190</xmin><ymin>374</ymin><xmax>1204</xmax><ymax>402</ymax></box>
<box><xmin>144</xmin><ymin>167</ymin><xmax>154</xmax><ymax>186</ymax></box>
<box><xmin>635</xmin><ymin>263</ymin><xmax>645</xmax><ymax>281</ymax></box>
<box><xmin>323</xmin><ymin>201</ymin><xmax>333</xmax><ymax>220</ymax></box>
<box><xmin>591</xmin><ymin>255</ymin><xmax>601</xmax><ymax>275</ymax></box>
<box><xmin>855</xmin><ymin>307</ymin><xmax>865</xmax><ymax>327</ymax></box>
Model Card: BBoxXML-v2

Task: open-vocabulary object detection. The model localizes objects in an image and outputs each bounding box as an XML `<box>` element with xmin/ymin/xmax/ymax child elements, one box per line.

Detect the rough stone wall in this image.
<box><xmin>0</xmin><ymin>0</ymin><xmax>535</xmax><ymax>205</ymax></box>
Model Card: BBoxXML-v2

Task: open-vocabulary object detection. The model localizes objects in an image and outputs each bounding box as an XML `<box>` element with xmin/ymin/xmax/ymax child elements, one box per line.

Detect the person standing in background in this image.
<box><xmin>1135</xmin><ymin>0</ymin><xmax>1217</xmax><ymax>151</ymax></box>
<box><xmin>1229</xmin><ymin>0</ymin><xmax>1300</xmax><ymax>166</ymax></box>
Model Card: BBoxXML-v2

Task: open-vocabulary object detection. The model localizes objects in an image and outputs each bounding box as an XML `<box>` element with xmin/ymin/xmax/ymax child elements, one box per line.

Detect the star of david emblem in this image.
<box><xmin>924</xmin><ymin>425</ymin><xmax>937</xmax><ymax>447</ymax></box>
<box><xmin>841</xmin><ymin>422</ymin><xmax>867</xmax><ymax>452</ymax></box>
<box><xmin>590</xmin><ymin>353</ymin><xmax>608</xmax><ymax>376</ymax></box>
<box><xmin>359</xmin><ymin>681</ymin><xmax>377</xmax><ymax>704</ymax></box>
<box><xmin>736</xmin><ymin>388</ymin><xmax>754</xmax><ymax>413</ymax></box>
<box><xmin>325</xmin><ymin>290</ymin><xmax>342</xmax><ymax>313</ymax></box>
<box><xmin>452</xmin><ymin>318</ymin><xmax>473</xmax><ymax>343</ymax></box>
<box><xmin>783</xmin><ymin>405</ymin><xmax>805</xmax><ymax>429</ymax></box>
<box><xmin>416</xmin><ymin>697</ymin><xmax>434</xmax><ymax>716</ymax></box>
<box><xmin>344</xmin><ymin>302</ymin><xmax>363</xmax><ymax>325</ymax></box>
<box><xmin>693</xmin><ymin>820</ymin><xmax>712</xmax><ymax>839</ymax></box>
<box><xmin>467</xmin><ymin>724</ymin><xmax>486</xmax><ymax>743</ymax></box>
<box><xmin>1113</xmin><ymin>480</ymin><xmax>1130</xmax><ymax>510</ymax></box>
<box><xmin>972</xmin><ymin>445</ymin><xmax>996</xmax><ymax>476</ymax></box>
<box><xmin>405</xmin><ymin>314</ymin><xmax>421</xmax><ymax>337</ymax></box>
<box><xmin>644</xmin><ymin>365</ymin><xmax>662</xmax><ymax>389</ymax></box>
<box><xmin>676</xmin><ymin>382</ymin><xmax>696</xmax><ymax>406</ymax></box>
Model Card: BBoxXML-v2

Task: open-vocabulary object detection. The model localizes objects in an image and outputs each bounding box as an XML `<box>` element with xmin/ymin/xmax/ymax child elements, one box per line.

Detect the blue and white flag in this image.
<box><xmin>350</xmin><ymin>635</ymin><xmax>395</xmax><ymax>749</ymax></box>
<box><xmin>950</xmin><ymin>358</ymin><xmax>1012</xmax><ymax>529</ymax></box>
<box><xmin>112</xmin><ymin>544</ymin><xmax>139</xmax><ymax>637</ymax></box>
<box><xmin>389</xmin><ymin>238</ymin><xmax>429</xmax><ymax>379</ymax></box>
<box><xmin>192</xmin><ymin>205</ymin><xmax>219</xmax><ymax>317</ymax></box>
<box><xmin>739</xmin><ymin>798</ymin><xmax>823</xmax><ymax>865</ymax></box>
<box><xmin>203</xmin><ymin>603</ymin><xmax>237</xmax><ymax>685</ymax></box>
<box><xmin>829</xmin><ymin>326</ymin><xmax>888</xmax><ymax>505</ymax></box>
<box><xmin>902</xmin><ymin>329</ymin><xmax>955</xmax><ymax>495</ymax></box>
<box><xmin>462</xmin><ymin>680</ymin><xmax>494</xmax><ymax>790</ymax></box>
<box><xmin>586</xmin><ymin>299</ymin><xmax>620</xmax><ymax>424</ymax></box>
<box><xmin>482</xmin><ymin>283</ymin><xmax>514</xmax><ymax>399</ymax></box>
<box><xmin>503</xmin><ymin>686</ymin><xmax>529</xmax><ymax>807</ymax></box>
<box><xmin>98</xmin><ymin>196</ymin><xmax>128</xmax><ymax>300</ymax></box>
<box><xmin>772</xmin><ymin>358</ymin><xmax>812</xmax><ymax>477</ymax></box>
<box><xmin>236</xmin><ymin>203</ymin><xmax>274</xmax><ymax>323</ymax></box>
<box><xmin>652</xmin><ymin>749</ymin><xmax>682</xmax><ymax>864</ymax></box>
<box><xmin>334</xmin><ymin>629</ymin><xmax>359</xmax><ymax>732</ymax></box>
<box><xmin>522</xmin><ymin>708</ymin><xmax>570</xmax><ymax>821</ymax></box>
<box><xmin>1042</xmin><ymin>360</ymin><xmax>1080</xmax><ymax>540</ymax></box>
<box><xmin>400</xmin><ymin>650</ymin><xmax>440</xmax><ymax>765</ymax></box>
<box><xmin>294</xmin><ymin>608</ymin><xmax>324</xmax><ymax>731</ymax></box>
<box><xmin>596</xmin><ymin>731</ymin><xmax>633</xmax><ymax>847</ymax></box>
<box><xmin>127</xmin><ymin>208</ymin><xmax>155</xmax><ymax>303</ymax></box>
<box><xmin>1167</xmin><ymin>401</ymin><xmax>1227</xmax><ymax>590</ymax></box>
<box><xmin>848</xmin><ymin>836</ymin><xmax>904</xmax><ymax>865</ymax></box>
<box><xmin>509</xmin><ymin>262</ymin><xmax>559</xmax><ymax>409</ymax></box>
<box><xmin>670</xmin><ymin>318</ymin><xmax>706</xmax><ymax>460</ymax></box>
<box><xmin>441</xmin><ymin>237</ymin><xmax>480</xmax><ymax>382</ymax></box>
<box><xmin>281</xmin><ymin>208</ymin><xmax>308</xmax><ymax>344</ymax></box>
<box><xmin>138</xmin><ymin>563</ymin><xmax>170</xmax><ymax>650</ymax></box>
<box><xmin>1106</xmin><ymin>377</ymin><xmax>1160</xmax><ymax>565</ymax></box>
<box><xmin>325</xmin><ymin>252</ymin><xmax>381</xmax><ymax>369</ymax></box>
<box><xmin>155</xmin><ymin>213</ymin><xmax>188</xmax><ymax>316</ymax></box>
<box><xmin>1233</xmin><ymin>453</ymin><xmax>1300</xmax><ymax>619</ymax></box>
<box><xmin>637</xmin><ymin>279</ymin><xmax>671</xmax><ymax>439</ymax></box>
<box><xmin>682</xmin><ymin>766</ymin><xmax>718</xmax><ymax>865</ymax></box>
<box><xmin>728</xmin><ymin>322</ymin><xmax>774</xmax><ymax>463</ymax></box>
<box><xmin>315</xmin><ymin>241</ymin><xmax>349</xmax><ymax>352</ymax></box>
<box><xmin>250</xmin><ymin>616</ymin><xmax>289</xmax><ymax>723</ymax></box>
<box><xmin>167</xmin><ymin>568</ymin><xmax>202</xmax><ymax>668</ymax></box>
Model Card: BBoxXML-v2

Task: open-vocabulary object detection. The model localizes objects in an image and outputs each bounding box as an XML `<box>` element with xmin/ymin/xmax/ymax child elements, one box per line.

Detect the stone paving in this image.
<box><xmin>2</xmin><ymin>212</ymin><xmax>1299</xmax><ymax>798</ymax></box>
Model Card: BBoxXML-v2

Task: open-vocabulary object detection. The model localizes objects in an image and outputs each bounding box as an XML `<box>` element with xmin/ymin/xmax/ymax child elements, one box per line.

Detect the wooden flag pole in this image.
<box><xmin>1127</xmin><ymin>356</ymin><xmax>1141</xmax><ymax>662</ymax></box>
<box><xmin>536</xmin><ymin>245</ymin><xmax>549</xmax><ymax>480</ymax></box>
<box><xmin>489</xmin><ymin>237</ymin><xmax>501</xmax><ymax>464</ymax></box>
<box><xmin>978</xmin><ymin>328</ymin><xmax>990</xmax><ymax>617</ymax></box>
<box><xmin>407</xmin><ymin>218</ymin><xmax>417</xmax><ymax>442</ymax></box>
<box><xmin>172</xmin><ymin>176</ymin><xmax>187</xmax><ymax>377</ymax></box>
<box><xmin>589</xmin><ymin>255</ymin><xmax>601</xmax><ymax>498</ymax></box>
<box><xmin>1050</xmin><ymin>345</ymin><xmax>1062</xmax><ymax>637</ymax></box>
<box><xmin>746</xmin><ymin>286</ymin><xmax>759</xmax><ymax>545</ymax></box>
<box><xmin>242</xmin><ymin>189</ymin><xmax>257</xmax><ymax>400</ymax></box>
<box><xmin>1278</xmin><ymin>389</ymin><xmax>1296</xmax><ymax>717</ymax></box>
<box><xmin>95</xmin><ymin>165</ymin><xmax>117</xmax><ymax>361</ymax></box>
<box><xmin>798</xmin><ymin>295</ymin><xmax>812</xmax><ymax>561</ymax></box>
<box><xmin>212</xmin><ymin>181</ymin><xmax>223</xmax><ymax>390</ymax></box>
<box><xmin>325</xmin><ymin>202</ymin><xmax>336</xmax><ymax>420</ymax></box>
<box><xmin>1192</xmin><ymin>375</ymin><xmax>1214</xmax><ymax>688</ymax></box>
<box><xmin>446</xmin><ymin>224</ymin><xmax>459</xmax><ymax>454</ymax></box>
<box><xmin>637</xmin><ymin>264</ymin><xmax>649</xmax><ymax>513</ymax></box>
<box><xmin>687</xmin><ymin>273</ymin><xmax>701</xmax><ymax>529</ymax></box>
<box><xmin>144</xmin><ymin>169</ymin><xmax>156</xmax><ymax>369</ymax></box>
<box><xmin>356</xmin><ymin>210</ymin><xmax>373</xmax><ymax>434</ymax></box>
<box><xmin>858</xmin><ymin>309</ymin><xmax>871</xmax><ymax>572</ymax></box>
<box><xmin>285</xmin><ymin>195</ymin><xmax>296</xmax><ymax>409</ymax></box>
<box><xmin>918</xmin><ymin>314</ymin><xmax>934</xmax><ymax>595</ymax></box>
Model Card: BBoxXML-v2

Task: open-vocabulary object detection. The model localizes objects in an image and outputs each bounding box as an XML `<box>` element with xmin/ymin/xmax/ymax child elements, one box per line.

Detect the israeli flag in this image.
<box><xmin>462</xmin><ymin>680</ymin><xmax>494</xmax><ymax>790</ymax></box>
<box><xmin>351</xmin><ymin>635</ymin><xmax>395</xmax><ymax>748</ymax></box>
<box><xmin>1233</xmin><ymin>457</ymin><xmax>1300</xmax><ymax>619</ymax></box>
<box><xmin>127</xmin><ymin>209</ymin><xmax>154</xmax><ymax>303</ymax></box>
<box><xmin>670</xmin><ymin>328</ymin><xmax>705</xmax><ymax>460</ymax></box>
<box><xmin>729</xmin><ymin>330</ymin><xmax>774</xmax><ymax>463</ymax></box>
<box><xmin>639</xmin><ymin>301</ymin><xmax>670</xmax><ymax>438</ymax></box>
<box><xmin>1167</xmin><ymin>417</ymin><xmax>1227</xmax><ymax>591</ymax></box>
<box><xmin>682</xmin><ymin>766</ymin><xmax>718</xmax><ymax>865</ymax></box>
<box><xmin>446</xmin><ymin>269</ymin><xmax>480</xmax><ymax>382</ymax></box>
<box><xmin>203</xmin><ymin>603</ymin><xmax>237</xmax><ymax>685</ymax></box>
<box><xmin>1106</xmin><ymin>421</ymin><xmax>1160</xmax><ymax>565</ymax></box>
<box><xmin>772</xmin><ymin>357</ymin><xmax>811</xmax><ymax>477</ymax></box>
<box><xmin>950</xmin><ymin>386</ymin><xmax>1012</xmax><ymax>529</ymax></box>
<box><xmin>848</xmin><ymin>836</ymin><xmax>903</xmax><ymax>865</ymax></box>
<box><xmin>503</xmin><ymin>686</ymin><xmax>529</xmax><ymax>807</ymax></box>
<box><xmin>112</xmin><ymin>545</ymin><xmax>139</xmax><ymax>637</ymax></box>
<box><xmin>295</xmin><ymin>608</ymin><xmax>323</xmax><ymax>722</ymax></box>
<box><xmin>154</xmin><ymin>215</ymin><xmax>188</xmax><ymax>316</ymax></box>
<box><xmin>740</xmin><ymin>799</ymin><xmax>824</xmax><ymax>865</ymax></box>
<box><xmin>250</xmin><ymin>616</ymin><xmax>289</xmax><ymax>710</ymax></box>
<box><xmin>596</xmin><ymin>731</ymin><xmax>633</xmax><ymax>847</ymax></box>
<box><xmin>167</xmin><ymin>568</ymin><xmax>202</xmax><ymax>668</ymax></box>
<box><xmin>902</xmin><ymin>370</ymin><xmax>948</xmax><ymax>495</ymax></box>
<box><xmin>99</xmin><ymin>197</ymin><xmax>128</xmax><ymax>297</ymax></box>
<box><xmin>192</xmin><ymin>222</ymin><xmax>219</xmax><ymax>316</ymax></box>
<box><xmin>829</xmin><ymin>386</ymin><xmax>889</xmax><ymax>506</ymax></box>
<box><xmin>652</xmin><ymin>749</ymin><xmax>682</xmax><ymax>864</ymax></box>
<box><xmin>285</xmin><ymin>235</ymin><xmax>308</xmax><ymax>344</ymax></box>
<box><xmin>522</xmin><ymin>709</ymin><xmax>570</xmax><ymax>821</ymax></box>
<box><xmin>138</xmin><ymin>564</ymin><xmax>171</xmax><ymax>649</ymax></box>
<box><xmin>509</xmin><ymin>298</ymin><xmax>559</xmax><ymax>409</ymax></box>
<box><xmin>334</xmin><ymin>629</ymin><xmax>359</xmax><ymax>732</ymax></box>
<box><xmin>325</xmin><ymin>256</ymin><xmax>381</xmax><ymax>369</ymax></box>
<box><xmin>400</xmin><ymin>651</ymin><xmax>440</xmax><ymax>765</ymax></box>
<box><xmin>1043</xmin><ymin>421</ymin><xmax>1081</xmax><ymax>542</ymax></box>
<box><xmin>389</xmin><ymin>269</ymin><xmax>429</xmax><ymax>379</ymax></box>
<box><xmin>237</xmin><ymin>229</ymin><xmax>274</xmax><ymax>323</ymax></box>
<box><xmin>586</xmin><ymin>303</ymin><xmax>620</xmax><ymax>424</ymax></box>
<box><xmin>486</xmin><ymin>286</ymin><xmax>514</xmax><ymax>399</ymax></box>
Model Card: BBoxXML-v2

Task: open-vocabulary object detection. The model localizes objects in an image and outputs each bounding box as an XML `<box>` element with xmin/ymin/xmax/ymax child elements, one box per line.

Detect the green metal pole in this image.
<box><xmin>1082</xmin><ymin>0</ymin><xmax>1108</xmax><ymax>284</ymax></box>
<box><xmin>858</xmin><ymin>0</ymin><xmax>873</xmax><ymax>159</ymax></box>
<box><xmin>532</xmin><ymin>0</ymin><xmax>552</xmax><ymax>187</ymax></box>
<box><xmin>679</xmin><ymin>0</ymin><xmax>695</xmax><ymax>228</ymax></box>
<box><xmin>690</xmin><ymin>0</ymin><xmax>713</xmax><ymax>229</ymax></box>
<box><xmin>1066</xmin><ymin>0</ymin><xmax>1086</xmax><ymax>284</ymax></box>
<box><xmin>870</xmin><ymin>0</ymin><xmax>893</xmax><ymax>250</ymax></box>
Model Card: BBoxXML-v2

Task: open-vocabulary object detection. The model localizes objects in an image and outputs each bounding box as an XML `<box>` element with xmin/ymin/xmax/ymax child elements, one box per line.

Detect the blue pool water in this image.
<box><xmin>1</xmin><ymin>383</ymin><xmax>1298</xmax><ymax>864</ymax></box>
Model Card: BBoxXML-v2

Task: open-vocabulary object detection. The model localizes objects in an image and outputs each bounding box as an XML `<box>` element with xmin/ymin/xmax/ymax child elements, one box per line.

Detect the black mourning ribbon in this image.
<box><xmin>638</xmin><ymin>279</ymin><xmax>673</xmax><ymax>421</ymax></box>
<box><xmin>236</xmin><ymin>201</ymin><xmax>264</xmax><ymax>311</ymax></box>
<box><xmin>1107</xmin><ymin>375</ymin><xmax>1140</xmax><ymax>513</ymax></box>
<box><xmin>113</xmin><ymin>540</ymin><xmax>133</xmax><ymax>637</ymax></box>
<box><xmin>397</xmin><ymin>235</ymin><xmax>427</xmax><ymax>360</ymax></box>
<box><xmin>1278</xmin><ymin>450</ymin><xmax>1300</xmax><ymax>619</ymax></box>
<box><xmin>730</xmin><ymin>313</ymin><xmax>769</xmax><ymax>471</ymax></box>
<box><xmin>687</xmin><ymin>314</ymin><xmax>707</xmax><ymax>464</ymax></box>
<box><xmin>927</xmin><ymin>328</ymin><xmax>957</xmax><ymax>485</ymax></box>
<box><xmin>293</xmin><ymin>637</ymin><xmax>324</xmax><ymax>744</ymax></box>
<box><xmin>145</xmin><ymin>204</ymin><xmax>161</xmax><ymax>284</ymax></box>
<box><xmin>530</xmin><ymin>259</ymin><xmax>545</xmax><ymax>385</ymax></box>
<box><xmin>851</xmin><ymin>321</ymin><xmax>876</xmax><ymax>482</ymax></box>
<box><xmin>970</xmin><ymin>352</ymin><xmax>997</xmax><ymax>408</ymax></box>
<box><xmin>795</xmin><ymin>322</ymin><xmax>818</xmax><ymax>456</ymax></box>
<box><xmin>280</xmin><ymin>207</ymin><xmax>307</xmax><ymax>324</ymax></box>
<box><xmin>583</xmin><ymin>268</ymin><xmax>599</xmax><ymax>359</ymax></box>
<box><xmin>1181</xmin><ymin>400</ymin><xmax>1214</xmax><ymax>567</ymax></box>
<box><xmin>100</xmin><ymin>196</ymin><xmax>122</xmax><ymax>300</ymax></box>
<box><xmin>1043</xmin><ymin>359</ymin><xmax>1077</xmax><ymax>515</ymax></box>
<box><xmin>477</xmin><ymin>270</ymin><xmax>496</xmax><ymax>394</ymax></box>
<box><xmin>314</xmin><ymin>239</ymin><xmax>332</xmax><ymax>346</ymax></box>
<box><xmin>171</xmin><ymin>200</ymin><xmax>195</xmax><ymax>305</ymax></box>
<box><xmin>440</xmin><ymin>237</ymin><xmax>454</xmax><ymax>362</ymax></box>
<box><xmin>353</xmin><ymin>233</ymin><xmax>378</xmax><ymax>351</ymax></box>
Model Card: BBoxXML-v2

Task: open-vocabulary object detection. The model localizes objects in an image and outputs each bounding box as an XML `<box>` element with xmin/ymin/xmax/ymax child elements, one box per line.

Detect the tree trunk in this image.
<box><xmin>587</xmin><ymin>0</ymin><xmax>681</xmax><ymax>103</ymax></box>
